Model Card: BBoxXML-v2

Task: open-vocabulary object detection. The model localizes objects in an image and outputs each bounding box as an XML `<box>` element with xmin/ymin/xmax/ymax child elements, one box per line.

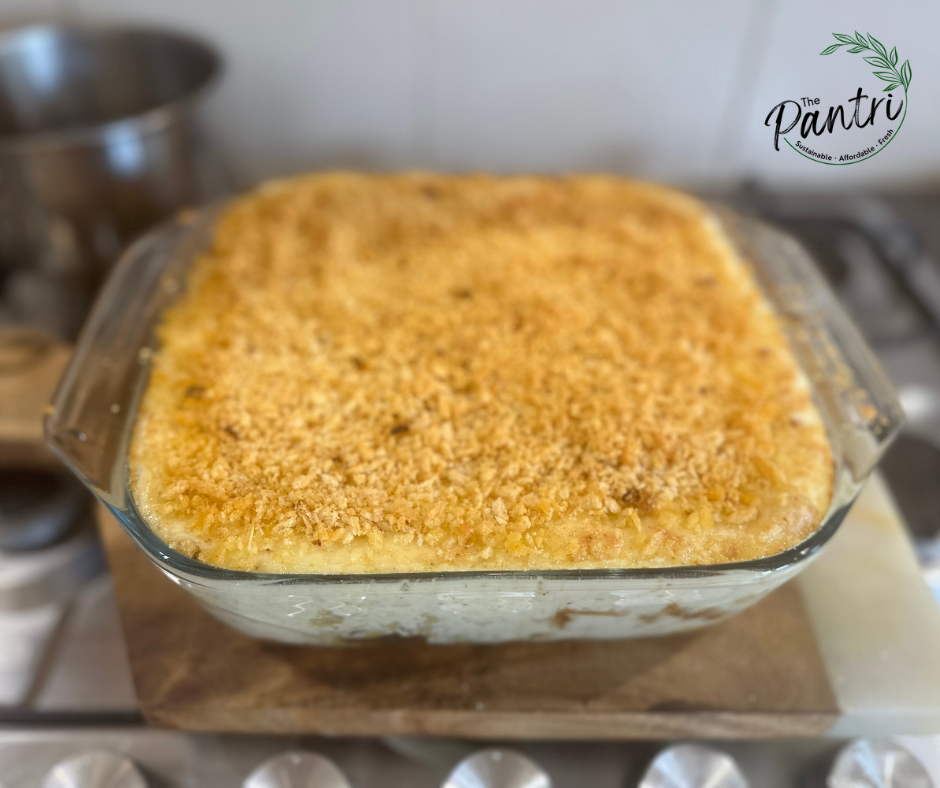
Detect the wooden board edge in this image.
<box><xmin>143</xmin><ymin>707</ymin><xmax>839</xmax><ymax>739</ymax></box>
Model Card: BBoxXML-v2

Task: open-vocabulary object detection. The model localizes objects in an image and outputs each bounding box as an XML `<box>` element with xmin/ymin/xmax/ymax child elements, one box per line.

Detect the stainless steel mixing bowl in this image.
<box><xmin>0</xmin><ymin>24</ymin><xmax>228</xmax><ymax>338</ymax></box>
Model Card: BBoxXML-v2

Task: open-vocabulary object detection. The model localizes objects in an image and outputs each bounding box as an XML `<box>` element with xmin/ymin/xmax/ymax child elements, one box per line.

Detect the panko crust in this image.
<box><xmin>130</xmin><ymin>173</ymin><xmax>833</xmax><ymax>573</ymax></box>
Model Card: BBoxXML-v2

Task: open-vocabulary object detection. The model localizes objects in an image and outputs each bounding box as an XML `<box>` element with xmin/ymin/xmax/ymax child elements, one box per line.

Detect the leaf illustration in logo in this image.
<box><xmin>867</xmin><ymin>33</ymin><xmax>888</xmax><ymax>57</ymax></box>
<box><xmin>900</xmin><ymin>60</ymin><xmax>912</xmax><ymax>88</ymax></box>
<box><xmin>883</xmin><ymin>83</ymin><xmax>900</xmax><ymax>92</ymax></box>
<box><xmin>826</xmin><ymin>32</ymin><xmax>909</xmax><ymax>95</ymax></box>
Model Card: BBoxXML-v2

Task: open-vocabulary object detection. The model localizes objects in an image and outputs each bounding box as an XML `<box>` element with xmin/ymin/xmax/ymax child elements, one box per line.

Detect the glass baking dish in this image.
<box><xmin>45</xmin><ymin>199</ymin><xmax>903</xmax><ymax>645</ymax></box>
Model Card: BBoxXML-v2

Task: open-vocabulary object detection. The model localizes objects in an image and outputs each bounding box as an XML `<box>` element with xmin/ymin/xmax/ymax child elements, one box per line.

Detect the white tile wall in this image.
<box><xmin>1</xmin><ymin>0</ymin><xmax>937</xmax><ymax>190</ymax></box>
<box><xmin>418</xmin><ymin>0</ymin><xmax>751</xmax><ymax>180</ymax></box>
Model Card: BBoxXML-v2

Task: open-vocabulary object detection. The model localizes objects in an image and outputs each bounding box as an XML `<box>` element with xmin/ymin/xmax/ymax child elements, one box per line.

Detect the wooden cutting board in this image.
<box><xmin>98</xmin><ymin>514</ymin><xmax>841</xmax><ymax>739</ymax></box>
<box><xmin>97</xmin><ymin>475</ymin><xmax>940</xmax><ymax>739</ymax></box>
<box><xmin>0</xmin><ymin>330</ymin><xmax>72</xmax><ymax>468</ymax></box>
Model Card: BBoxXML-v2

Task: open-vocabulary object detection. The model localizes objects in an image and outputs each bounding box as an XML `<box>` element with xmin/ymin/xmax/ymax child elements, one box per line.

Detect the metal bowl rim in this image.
<box><xmin>0</xmin><ymin>22</ymin><xmax>223</xmax><ymax>151</ymax></box>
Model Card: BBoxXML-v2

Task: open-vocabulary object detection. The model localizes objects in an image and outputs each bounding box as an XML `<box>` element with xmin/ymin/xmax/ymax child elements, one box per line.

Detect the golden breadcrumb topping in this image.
<box><xmin>130</xmin><ymin>173</ymin><xmax>833</xmax><ymax>573</ymax></box>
